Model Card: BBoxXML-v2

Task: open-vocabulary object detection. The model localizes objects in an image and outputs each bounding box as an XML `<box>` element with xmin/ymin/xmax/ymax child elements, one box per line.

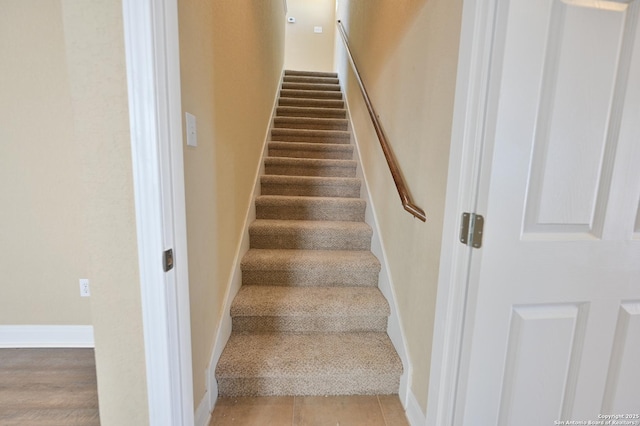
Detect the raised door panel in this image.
<box><xmin>602</xmin><ymin>302</ymin><xmax>640</xmax><ymax>413</ymax></box>
<box><xmin>497</xmin><ymin>304</ymin><xmax>588</xmax><ymax>426</ymax></box>
<box><xmin>524</xmin><ymin>0</ymin><xmax>638</xmax><ymax>239</ymax></box>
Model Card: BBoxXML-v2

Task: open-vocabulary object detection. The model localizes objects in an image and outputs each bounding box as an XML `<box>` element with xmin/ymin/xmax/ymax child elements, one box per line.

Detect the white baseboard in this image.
<box><xmin>405</xmin><ymin>389</ymin><xmax>427</xmax><ymax>426</ymax></box>
<box><xmin>340</xmin><ymin>83</ymin><xmax>413</xmax><ymax>405</ymax></box>
<box><xmin>0</xmin><ymin>325</ymin><xmax>94</xmax><ymax>348</ymax></box>
<box><xmin>194</xmin><ymin>393</ymin><xmax>212</xmax><ymax>426</ymax></box>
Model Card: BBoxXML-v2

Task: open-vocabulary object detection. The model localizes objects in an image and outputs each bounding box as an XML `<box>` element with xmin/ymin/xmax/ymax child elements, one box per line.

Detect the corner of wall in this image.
<box><xmin>406</xmin><ymin>389</ymin><xmax>428</xmax><ymax>426</ymax></box>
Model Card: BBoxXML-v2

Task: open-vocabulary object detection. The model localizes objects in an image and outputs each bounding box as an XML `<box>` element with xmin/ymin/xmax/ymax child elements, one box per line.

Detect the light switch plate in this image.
<box><xmin>186</xmin><ymin>112</ymin><xmax>197</xmax><ymax>147</ymax></box>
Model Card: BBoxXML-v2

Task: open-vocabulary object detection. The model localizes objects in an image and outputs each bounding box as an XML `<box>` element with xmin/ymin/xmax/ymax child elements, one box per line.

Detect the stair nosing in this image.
<box><xmin>264</xmin><ymin>157</ymin><xmax>357</xmax><ymax>168</ymax></box>
<box><xmin>268</xmin><ymin>141</ymin><xmax>353</xmax><ymax>151</ymax></box>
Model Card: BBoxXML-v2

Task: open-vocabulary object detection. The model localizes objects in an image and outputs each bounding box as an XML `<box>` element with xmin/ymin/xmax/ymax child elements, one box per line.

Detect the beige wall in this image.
<box><xmin>178</xmin><ymin>0</ymin><xmax>285</xmax><ymax>408</ymax></box>
<box><xmin>0</xmin><ymin>1</ymin><xmax>90</xmax><ymax>325</ymax></box>
<box><xmin>336</xmin><ymin>0</ymin><xmax>463</xmax><ymax>414</ymax></box>
<box><xmin>1</xmin><ymin>1</ymin><xmax>149</xmax><ymax>424</ymax></box>
<box><xmin>285</xmin><ymin>0</ymin><xmax>336</xmax><ymax>71</ymax></box>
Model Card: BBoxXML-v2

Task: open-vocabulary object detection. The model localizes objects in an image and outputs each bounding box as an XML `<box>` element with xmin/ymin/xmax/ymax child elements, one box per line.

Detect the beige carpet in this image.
<box><xmin>215</xmin><ymin>70</ymin><xmax>402</xmax><ymax>397</ymax></box>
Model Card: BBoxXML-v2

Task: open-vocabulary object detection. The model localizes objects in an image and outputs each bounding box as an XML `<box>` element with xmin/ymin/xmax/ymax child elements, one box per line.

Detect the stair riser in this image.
<box><xmin>281</xmin><ymin>83</ymin><xmax>341</xmax><ymax>92</ymax></box>
<box><xmin>276</xmin><ymin>107</ymin><xmax>346</xmax><ymax>119</ymax></box>
<box><xmin>256</xmin><ymin>203</ymin><xmax>365</xmax><ymax>222</ymax></box>
<box><xmin>264</xmin><ymin>164</ymin><xmax>356</xmax><ymax>178</ymax></box>
<box><xmin>241</xmin><ymin>269</ymin><xmax>379</xmax><ymax>287</ymax></box>
<box><xmin>280</xmin><ymin>90</ymin><xmax>342</xmax><ymax>100</ymax></box>
<box><xmin>283</xmin><ymin>76</ymin><xmax>339</xmax><ymax>85</ymax></box>
<box><xmin>217</xmin><ymin>376</ymin><xmax>401</xmax><ymax>397</ymax></box>
<box><xmin>279</xmin><ymin>98</ymin><xmax>345</xmax><ymax>109</ymax></box>
<box><xmin>284</xmin><ymin>70</ymin><xmax>338</xmax><ymax>78</ymax></box>
<box><xmin>261</xmin><ymin>181</ymin><xmax>361</xmax><ymax>198</ymax></box>
<box><xmin>268</xmin><ymin>145</ymin><xmax>354</xmax><ymax>160</ymax></box>
<box><xmin>271</xmin><ymin>132</ymin><xmax>350</xmax><ymax>144</ymax></box>
<box><xmin>232</xmin><ymin>316</ymin><xmax>387</xmax><ymax>333</ymax></box>
<box><xmin>273</xmin><ymin>119</ymin><xmax>348</xmax><ymax>131</ymax></box>
<box><xmin>249</xmin><ymin>230</ymin><xmax>371</xmax><ymax>250</ymax></box>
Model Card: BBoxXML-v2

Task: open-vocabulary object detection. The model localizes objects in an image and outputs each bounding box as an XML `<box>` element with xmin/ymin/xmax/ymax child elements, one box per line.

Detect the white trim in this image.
<box><xmin>205</xmin><ymin>70</ymin><xmax>286</xmax><ymax>411</ymax></box>
<box><xmin>405</xmin><ymin>389</ymin><xmax>427</xmax><ymax>426</ymax></box>
<box><xmin>122</xmin><ymin>0</ymin><xmax>194</xmax><ymax>425</ymax></box>
<box><xmin>342</xmin><ymin>93</ymin><xmax>413</xmax><ymax>407</ymax></box>
<box><xmin>194</xmin><ymin>394</ymin><xmax>212</xmax><ymax>426</ymax></box>
<box><xmin>0</xmin><ymin>325</ymin><xmax>94</xmax><ymax>348</ymax></box>
<box><xmin>161</xmin><ymin>0</ymin><xmax>196</xmax><ymax>420</ymax></box>
<box><xmin>425</xmin><ymin>0</ymin><xmax>500</xmax><ymax>425</ymax></box>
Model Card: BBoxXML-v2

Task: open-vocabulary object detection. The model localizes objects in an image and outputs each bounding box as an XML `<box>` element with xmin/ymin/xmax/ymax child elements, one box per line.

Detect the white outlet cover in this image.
<box><xmin>79</xmin><ymin>279</ymin><xmax>90</xmax><ymax>297</ymax></box>
<box><xmin>314</xmin><ymin>26</ymin><xmax>323</xmax><ymax>33</ymax></box>
<box><xmin>186</xmin><ymin>112</ymin><xmax>197</xmax><ymax>147</ymax></box>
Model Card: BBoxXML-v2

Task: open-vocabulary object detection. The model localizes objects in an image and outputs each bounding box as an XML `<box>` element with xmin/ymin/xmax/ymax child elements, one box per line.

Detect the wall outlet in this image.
<box><xmin>79</xmin><ymin>279</ymin><xmax>90</xmax><ymax>297</ymax></box>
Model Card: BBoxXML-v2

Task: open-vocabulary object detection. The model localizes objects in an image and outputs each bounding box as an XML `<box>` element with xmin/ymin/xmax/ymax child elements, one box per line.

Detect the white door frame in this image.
<box><xmin>425</xmin><ymin>0</ymin><xmax>501</xmax><ymax>424</ymax></box>
<box><xmin>122</xmin><ymin>0</ymin><xmax>194</xmax><ymax>424</ymax></box>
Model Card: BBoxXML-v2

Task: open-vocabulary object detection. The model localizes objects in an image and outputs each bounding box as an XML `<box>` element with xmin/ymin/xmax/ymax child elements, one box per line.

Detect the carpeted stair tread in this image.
<box><xmin>284</xmin><ymin>70</ymin><xmax>338</xmax><ymax>78</ymax></box>
<box><xmin>230</xmin><ymin>286</ymin><xmax>388</xmax><ymax>333</ymax></box>
<box><xmin>268</xmin><ymin>142</ymin><xmax>354</xmax><ymax>160</ymax></box>
<box><xmin>231</xmin><ymin>286</ymin><xmax>389</xmax><ymax>317</ymax></box>
<box><xmin>283</xmin><ymin>75</ymin><xmax>340</xmax><ymax>85</ymax></box>
<box><xmin>264</xmin><ymin>157</ymin><xmax>357</xmax><ymax>178</ymax></box>
<box><xmin>241</xmin><ymin>249</ymin><xmax>380</xmax><ymax>287</ymax></box>
<box><xmin>273</xmin><ymin>116</ymin><xmax>348</xmax><ymax>131</ymax></box>
<box><xmin>216</xmin><ymin>332</ymin><xmax>402</xmax><ymax>396</ymax></box>
<box><xmin>279</xmin><ymin>97</ymin><xmax>345</xmax><ymax>109</ymax></box>
<box><xmin>256</xmin><ymin>195</ymin><xmax>365</xmax><ymax>221</ymax></box>
<box><xmin>260</xmin><ymin>175</ymin><xmax>361</xmax><ymax>198</ymax></box>
<box><xmin>215</xmin><ymin>72</ymin><xmax>402</xmax><ymax>397</ymax></box>
<box><xmin>276</xmin><ymin>106</ymin><xmax>346</xmax><ymax>119</ymax></box>
<box><xmin>271</xmin><ymin>128</ymin><xmax>350</xmax><ymax>144</ymax></box>
<box><xmin>249</xmin><ymin>219</ymin><xmax>372</xmax><ymax>250</ymax></box>
<box><xmin>281</xmin><ymin>82</ymin><xmax>341</xmax><ymax>92</ymax></box>
<box><xmin>280</xmin><ymin>89</ymin><xmax>343</xmax><ymax>100</ymax></box>
<box><xmin>232</xmin><ymin>315</ymin><xmax>387</xmax><ymax>334</ymax></box>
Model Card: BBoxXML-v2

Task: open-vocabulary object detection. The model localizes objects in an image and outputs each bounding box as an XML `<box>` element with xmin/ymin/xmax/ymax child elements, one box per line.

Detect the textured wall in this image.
<box><xmin>178</xmin><ymin>0</ymin><xmax>286</xmax><ymax>408</ymax></box>
<box><xmin>61</xmin><ymin>1</ymin><xmax>149</xmax><ymax>424</ymax></box>
<box><xmin>336</xmin><ymin>0</ymin><xmax>463</xmax><ymax>414</ymax></box>
<box><xmin>0</xmin><ymin>1</ymin><xmax>91</xmax><ymax>325</ymax></box>
<box><xmin>284</xmin><ymin>0</ymin><xmax>336</xmax><ymax>71</ymax></box>
<box><xmin>0</xmin><ymin>1</ymin><xmax>149</xmax><ymax>424</ymax></box>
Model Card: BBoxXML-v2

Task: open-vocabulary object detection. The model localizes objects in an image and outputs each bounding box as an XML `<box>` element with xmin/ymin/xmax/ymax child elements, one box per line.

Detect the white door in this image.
<box><xmin>457</xmin><ymin>0</ymin><xmax>640</xmax><ymax>424</ymax></box>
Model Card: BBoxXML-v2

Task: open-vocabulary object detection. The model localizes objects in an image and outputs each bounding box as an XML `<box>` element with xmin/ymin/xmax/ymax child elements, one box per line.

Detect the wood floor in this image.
<box><xmin>210</xmin><ymin>395</ymin><xmax>410</xmax><ymax>425</ymax></box>
<box><xmin>0</xmin><ymin>348</ymin><xmax>100</xmax><ymax>426</ymax></box>
<box><xmin>0</xmin><ymin>348</ymin><xmax>409</xmax><ymax>425</ymax></box>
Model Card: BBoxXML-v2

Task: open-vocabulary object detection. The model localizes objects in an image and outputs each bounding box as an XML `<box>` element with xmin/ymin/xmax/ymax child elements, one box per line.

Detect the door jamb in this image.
<box><xmin>425</xmin><ymin>0</ymin><xmax>499</xmax><ymax>424</ymax></box>
<box><xmin>122</xmin><ymin>0</ymin><xmax>194</xmax><ymax>424</ymax></box>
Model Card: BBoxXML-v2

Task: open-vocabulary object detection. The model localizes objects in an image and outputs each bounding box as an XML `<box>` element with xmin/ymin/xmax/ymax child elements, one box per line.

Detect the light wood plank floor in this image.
<box><xmin>0</xmin><ymin>348</ymin><xmax>100</xmax><ymax>426</ymax></box>
<box><xmin>210</xmin><ymin>395</ymin><xmax>410</xmax><ymax>425</ymax></box>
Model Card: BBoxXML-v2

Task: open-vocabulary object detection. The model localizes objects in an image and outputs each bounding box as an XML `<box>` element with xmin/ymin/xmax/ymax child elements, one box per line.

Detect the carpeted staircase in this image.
<box><xmin>215</xmin><ymin>70</ymin><xmax>403</xmax><ymax>396</ymax></box>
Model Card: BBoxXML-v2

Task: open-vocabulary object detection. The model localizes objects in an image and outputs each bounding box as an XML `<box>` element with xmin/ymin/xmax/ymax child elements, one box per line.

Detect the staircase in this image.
<box><xmin>215</xmin><ymin>70</ymin><xmax>403</xmax><ymax>396</ymax></box>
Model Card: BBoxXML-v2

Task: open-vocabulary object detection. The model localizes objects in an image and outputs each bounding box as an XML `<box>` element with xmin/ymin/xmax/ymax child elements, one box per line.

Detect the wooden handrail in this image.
<box><xmin>336</xmin><ymin>20</ymin><xmax>426</xmax><ymax>222</ymax></box>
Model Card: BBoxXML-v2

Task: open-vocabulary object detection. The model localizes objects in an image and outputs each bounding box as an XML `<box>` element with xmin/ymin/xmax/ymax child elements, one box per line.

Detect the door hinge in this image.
<box><xmin>163</xmin><ymin>248</ymin><xmax>174</xmax><ymax>272</ymax></box>
<box><xmin>460</xmin><ymin>212</ymin><xmax>484</xmax><ymax>249</ymax></box>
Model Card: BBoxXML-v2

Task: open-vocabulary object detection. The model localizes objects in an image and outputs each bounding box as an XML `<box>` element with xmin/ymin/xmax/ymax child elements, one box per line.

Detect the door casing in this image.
<box><xmin>426</xmin><ymin>0</ymin><xmax>506</xmax><ymax>424</ymax></box>
<box><xmin>122</xmin><ymin>0</ymin><xmax>195</xmax><ymax>424</ymax></box>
